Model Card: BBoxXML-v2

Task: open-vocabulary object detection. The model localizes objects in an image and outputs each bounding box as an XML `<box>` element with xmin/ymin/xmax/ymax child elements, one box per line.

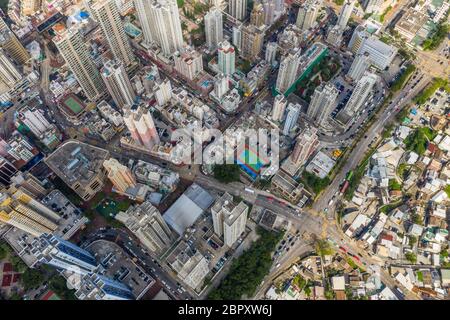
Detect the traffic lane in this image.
<box><xmin>255</xmin><ymin>195</ymin><xmax>299</xmax><ymax>217</ymax></box>
<box><xmin>255</xmin><ymin>196</ymin><xmax>323</xmax><ymax>235</ymax></box>
<box><xmin>314</xmin><ymin>74</ymin><xmax>429</xmax><ymax>211</ymax></box>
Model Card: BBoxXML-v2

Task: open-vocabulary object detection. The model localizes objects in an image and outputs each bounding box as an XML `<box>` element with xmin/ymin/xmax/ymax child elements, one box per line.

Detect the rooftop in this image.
<box><xmin>45</xmin><ymin>140</ymin><xmax>109</xmax><ymax>186</ymax></box>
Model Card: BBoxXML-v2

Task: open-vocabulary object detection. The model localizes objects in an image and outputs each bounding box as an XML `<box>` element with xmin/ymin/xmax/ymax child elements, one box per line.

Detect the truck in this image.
<box><xmin>345</xmin><ymin>170</ymin><xmax>354</xmax><ymax>181</ymax></box>
<box><xmin>340</xmin><ymin>180</ymin><xmax>350</xmax><ymax>194</ymax></box>
<box><xmin>244</xmin><ymin>187</ymin><xmax>255</xmax><ymax>194</ymax></box>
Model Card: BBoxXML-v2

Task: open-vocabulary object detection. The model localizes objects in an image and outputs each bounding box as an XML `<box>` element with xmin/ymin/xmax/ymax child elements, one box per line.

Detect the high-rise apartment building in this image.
<box><xmin>290</xmin><ymin>127</ymin><xmax>319</xmax><ymax>166</ymax></box>
<box><xmin>344</xmin><ymin>72</ymin><xmax>377</xmax><ymax>115</ymax></box>
<box><xmin>154</xmin><ymin>79</ymin><xmax>173</xmax><ymax>106</ymax></box>
<box><xmin>250</xmin><ymin>2</ymin><xmax>265</xmax><ymax>27</ymax></box>
<box><xmin>362</xmin><ymin>0</ymin><xmax>383</xmax><ymax>14</ymax></box>
<box><xmin>0</xmin><ymin>49</ymin><xmax>22</xmax><ymax>89</ymax></box>
<box><xmin>217</xmin><ymin>41</ymin><xmax>236</xmax><ymax>75</ymax></box>
<box><xmin>75</xmin><ymin>273</ymin><xmax>135</xmax><ymax>300</ymax></box>
<box><xmin>0</xmin><ymin>27</ymin><xmax>30</xmax><ymax>65</ymax></box>
<box><xmin>10</xmin><ymin>172</ymin><xmax>48</xmax><ymax>199</ymax></box>
<box><xmin>241</xmin><ymin>25</ymin><xmax>264</xmax><ymax>62</ymax></box>
<box><xmin>263</xmin><ymin>0</ymin><xmax>276</xmax><ymax>26</ymax></box>
<box><xmin>348</xmin><ymin>25</ymin><xmax>369</xmax><ymax>54</ymax></box>
<box><xmin>229</xmin><ymin>0</ymin><xmax>247</xmax><ymax>21</ymax></box>
<box><xmin>212</xmin><ymin>73</ymin><xmax>229</xmax><ymax>100</ymax></box>
<box><xmin>296</xmin><ymin>1</ymin><xmax>320</xmax><ymax>31</ymax></box>
<box><xmin>101</xmin><ymin>60</ymin><xmax>136</xmax><ymax>107</ymax></box>
<box><xmin>134</xmin><ymin>0</ymin><xmax>184</xmax><ymax>56</ymax></box>
<box><xmin>21</xmin><ymin>0</ymin><xmax>41</xmax><ymax>16</ymax></box>
<box><xmin>283</xmin><ymin>103</ymin><xmax>301</xmax><ymax>135</ymax></box>
<box><xmin>265</xmin><ymin>42</ymin><xmax>278</xmax><ymax>65</ymax></box>
<box><xmin>326</xmin><ymin>25</ymin><xmax>343</xmax><ymax>47</ymax></box>
<box><xmin>347</xmin><ymin>51</ymin><xmax>371</xmax><ymax>82</ymax></box>
<box><xmin>53</xmin><ymin>26</ymin><xmax>106</xmax><ymax>101</ymax></box>
<box><xmin>0</xmin><ymin>157</ymin><xmax>17</xmax><ymax>187</ymax></box>
<box><xmin>275</xmin><ymin>49</ymin><xmax>302</xmax><ymax>94</ymax></box>
<box><xmin>337</xmin><ymin>0</ymin><xmax>355</xmax><ymax>29</ymax></box>
<box><xmin>103</xmin><ymin>158</ymin><xmax>136</xmax><ymax>193</ymax></box>
<box><xmin>271</xmin><ymin>94</ymin><xmax>287</xmax><ymax>122</ymax></box>
<box><xmin>232</xmin><ymin>25</ymin><xmax>242</xmax><ymax>51</ymax></box>
<box><xmin>211</xmin><ymin>193</ymin><xmax>248</xmax><ymax>247</ymax></box>
<box><xmin>204</xmin><ymin>8</ymin><xmax>223</xmax><ymax>49</ymax></box>
<box><xmin>90</xmin><ymin>0</ymin><xmax>135</xmax><ymax>66</ymax></box>
<box><xmin>174</xmin><ymin>47</ymin><xmax>203</xmax><ymax>81</ymax></box>
<box><xmin>0</xmin><ymin>186</ymin><xmax>59</xmax><ymax>237</ymax></box>
<box><xmin>123</xmin><ymin>104</ymin><xmax>160</xmax><ymax>149</ymax></box>
<box><xmin>115</xmin><ymin>201</ymin><xmax>173</xmax><ymax>253</ymax></box>
<box><xmin>31</xmin><ymin>234</ymin><xmax>98</xmax><ymax>274</ymax></box>
<box><xmin>18</xmin><ymin>107</ymin><xmax>51</xmax><ymax>137</ymax></box>
<box><xmin>307</xmin><ymin>83</ymin><xmax>339</xmax><ymax>126</ymax></box>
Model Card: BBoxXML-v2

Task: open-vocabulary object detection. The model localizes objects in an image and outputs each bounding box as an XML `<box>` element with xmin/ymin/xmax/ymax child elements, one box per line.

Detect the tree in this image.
<box><xmin>410</xmin><ymin>213</ymin><xmax>423</xmax><ymax>225</ymax></box>
<box><xmin>388</xmin><ymin>179</ymin><xmax>402</xmax><ymax>191</ymax></box>
<box><xmin>49</xmin><ymin>275</ymin><xmax>77</xmax><ymax>300</ymax></box>
<box><xmin>408</xmin><ymin>235</ymin><xmax>417</xmax><ymax>246</ymax></box>
<box><xmin>213</xmin><ymin>164</ymin><xmax>241</xmax><ymax>183</ymax></box>
<box><xmin>315</xmin><ymin>239</ymin><xmax>333</xmax><ymax>257</ymax></box>
<box><xmin>405</xmin><ymin>252</ymin><xmax>417</xmax><ymax>264</ymax></box>
<box><xmin>0</xmin><ymin>245</ymin><xmax>7</xmax><ymax>260</ymax></box>
<box><xmin>10</xmin><ymin>255</ymin><xmax>27</xmax><ymax>272</ymax></box>
<box><xmin>301</xmin><ymin>172</ymin><xmax>330</xmax><ymax>194</ymax></box>
<box><xmin>21</xmin><ymin>269</ymin><xmax>45</xmax><ymax>290</ymax></box>
<box><xmin>208</xmin><ymin>228</ymin><xmax>284</xmax><ymax>299</ymax></box>
<box><xmin>422</xmin><ymin>23</ymin><xmax>450</xmax><ymax>51</ymax></box>
<box><xmin>304</xmin><ymin>285</ymin><xmax>312</xmax><ymax>297</ymax></box>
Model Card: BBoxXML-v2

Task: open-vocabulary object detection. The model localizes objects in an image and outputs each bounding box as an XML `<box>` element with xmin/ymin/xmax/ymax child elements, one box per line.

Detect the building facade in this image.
<box><xmin>101</xmin><ymin>60</ymin><xmax>136</xmax><ymax>107</ymax></box>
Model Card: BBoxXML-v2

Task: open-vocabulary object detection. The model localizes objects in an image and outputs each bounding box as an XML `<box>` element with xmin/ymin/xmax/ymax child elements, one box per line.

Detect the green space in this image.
<box><xmin>410</xmin><ymin>212</ymin><xmax>423</xmax><ymax>225</ymax></box>
<box><xmin>344</xmin><ymin>147</ymin><xmax>377</xmax><ymax>200</ymax></box>
<box><xmin>333</xmin><ymin>0</ymin><xmax>344</xmax><ymax>4</ymax></box>
<box><xmin>176</xmin><ymin>0</ymin><xmax>184</xmax><ymax>7</ymax></box>
<box><xmin>390</xmin><ymin>64</ymin><xmax>416</xmax><ymax>93</ymax></box>
<box><xmin>380</xmin><ymin>198</ymin><xmax>404</xmax><ymax>214</ymax></box>
<box><xmin>0</xmin><ymin>0</ymin><xmax>8</xmax><ymax>12</ymax></box>
<box><xmin>404</xmin><ymin>127</ymin><xmax>436</xmax><ymax>155</ymax></box>
<box><xmin>416</xmin><ymin>270</ymin><xmax>424</xmax><ymax>282</ymax></box>
<box><xmin>408</xmin><ymin>235</ymin><xmax>417</xmax><ymax>245</ymax></box>
<box><xmin>444</xmin><ymin>185</ymin><xmax>450</xmax><ymax>198</ymax></box>
<box><xmin>405</xmin><ymin>252</ymin><xmax>417</xmax><ymax>264</ymax></box>
<box><xmin>21</xmin><ymin>269</ymin><xmax>45</xmax><ymax>291</ymax></box>
<box><xmin>379</xmin><ymin>6</ymin><xmax>392</xmax><ymax>22</ymax></box>
<box><xmin>379</xmin><ymin>35</ymin><xmax>393</xmax><ymax>45</ymax></box>
<box><xmin>422</xmin><ymin>22</ymin><xmax>450</xmax><ymax>51</ymax></box>
<box><xmin>346</xmin><ymin>258</ymin><xmax>358</xmax><ymax>270</ymax></box>
<box><xmin>82</xmin><ymin>192</ymin><xmax>131</xmax><ymax>227</ymax></box>
<box><xmin>295</xmin><ymin>55</ymin><xmax>340</xmax><ymax>102</ymax></box>
<box><xmin>208</xmin><ymin>228</ymin><xmax>284</xmax><ymax>300</ymax></box>
<box><xmin>238</xmin><ymin>59</ymin><xmax>252</xmax><ymax>74</ymax></box>
<box><xmin>315</xmin><ymin>239</ymin><xmax>333</xmax><ymax>257</ymax></box>
<box><xmin>95</xmin><ymin>197</ymin><xmax>131</xmax><ymax>218</ymax></box>
<box><xmin>48</xmin><ymin>275</ymin><xmax>77</xmax><ymax>300</ymax></box>
<box><xmin>213</xmin><ymin>164</ymin><xmax>241</xmax><ymax>183</ymax></box>
<box><xmin>292</xmin><ymin>274</ymin><xmax>307</xmax><ymax>290</ymax></box>
<box><xmin>414</xmin><ymin>78</ymin><xmax>450</xmax><ymax>105</ymax></box>
<box><xmin>0</xmin><ymin>243</ymin><xmax>27</xmax><ymax>272</ymax></box>
<box><xmin>300</xmin><ymin>171</ymin><xmax>331</xmax><ymax>195</ymax></box>
<box><xmin>395</xmin><ymin>105</ymin><xmax>410</xmax><ymax>122</ymax></box>
<box><xmin>388</xmin><ymin>179</ymin><xmax>402</xmax><ymax>191</ymax></box>
<box><xmin>397</xmin><ymin>163</ymin><xmax>419</xmax><ymax>181</ymax></box>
